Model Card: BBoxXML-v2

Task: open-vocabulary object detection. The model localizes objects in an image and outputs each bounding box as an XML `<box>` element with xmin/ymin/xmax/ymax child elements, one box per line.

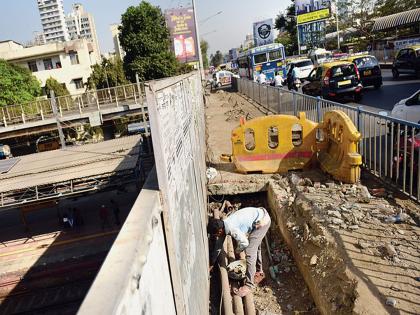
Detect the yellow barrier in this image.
<box><xmin>222</xmin><ymin>110</ymin><xmax>362</xmax><ymax>183</ymax></box>
<box><xmin>229</xmin><ymin>112</ymin><xmax>319</xmax><ymax>173</ymax></box>
<box><xmin>318</xmin><ymin>110</ymin><xmax>362</xmax><ymax>184</ymax></box>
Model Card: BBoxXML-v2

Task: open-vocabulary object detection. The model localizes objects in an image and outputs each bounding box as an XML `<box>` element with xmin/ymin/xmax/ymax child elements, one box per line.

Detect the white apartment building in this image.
<box><xmin>37</xmin><ymin>0</ymin><xmax>69</xmax><ymax>43</ymax></box>
<box><xmin>66</xmin><ymin>3</ymin><xmax>101</xmax><ymax>60</ymax></box>
<box><xmin>0</xmin><ymin>39</ymin><xmax>98</xmax><ymax>95</ymax></box>
<box><xmin>110</xmin><ymin>24</ymin><xmax>125</xmax><ymax>60</ymax></box>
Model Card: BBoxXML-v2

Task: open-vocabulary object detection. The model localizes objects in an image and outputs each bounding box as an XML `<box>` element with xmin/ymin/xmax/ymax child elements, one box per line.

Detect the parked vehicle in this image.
<box><xmin>36</xmin><ymin>136</ymin><xmax>60</xmax><ymax>152</ymax></box>
<box><xmin>286</xmin><ymin>58</ymin><xmax>314</xmax><ymax>79</ymax></box>
<box><xmin>391</xmin><ymin>89</ymin><xmax>420</xmax><ymax>123</ymax></box>
<box><xmin>346</xmin><ymin>55</ymin><xmax>382</xmax><ymax>89</ymax></box>
<box><xmin>236</xmin><ymin>43</ymin><xmax>287</xmax><ymax>82</ymax></box>
<box><xmin>302</xmin><ymin>61</ymin><xmax>363</xmax><ymax>102</ymax></box>
<box><xmin>0</xmin><ymin>144</ymin><xmax>11</xmax><ymax>159</ymax></box>
<box><xmin>212</xmin><ymin>70</ymin><xmax>239</xmax><ymax>88</ymax></box>
<box><xmin>308</xmin><ymin>48</ymin><xmax>332</xmax><ymax>66</ymax></box>
<box><xmin>392</xmin><ymin>45</ymin><xmax>420</xmax><ymax>79</ymax></box>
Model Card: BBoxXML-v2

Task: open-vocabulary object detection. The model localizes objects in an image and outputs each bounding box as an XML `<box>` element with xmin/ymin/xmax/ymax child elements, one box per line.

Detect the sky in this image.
<box><xmin>0</xmin><ymin>0</ymin><xmax>289</xmax><ymax>55</ymax></box>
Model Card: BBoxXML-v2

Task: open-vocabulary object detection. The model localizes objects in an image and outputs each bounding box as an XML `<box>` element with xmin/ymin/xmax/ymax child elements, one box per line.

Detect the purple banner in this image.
<box><xmin>165</xmin><ymin>7</ymin><xmax>199</xmax><ymax>63</ymax></box>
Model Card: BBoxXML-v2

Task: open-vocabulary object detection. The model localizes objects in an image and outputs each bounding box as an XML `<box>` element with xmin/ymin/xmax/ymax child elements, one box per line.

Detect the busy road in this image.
<box><xmin>350</xmin><ymin>69</ymin><xmax>420</xmax><ymax>112</ymax></box>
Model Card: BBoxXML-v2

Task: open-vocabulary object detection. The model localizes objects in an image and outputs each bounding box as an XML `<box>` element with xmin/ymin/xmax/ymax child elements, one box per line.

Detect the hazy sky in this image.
<box><xmin>0</xmin><ymin>0</ymin><xmax>289</xmax><ymax>55</ymax></box>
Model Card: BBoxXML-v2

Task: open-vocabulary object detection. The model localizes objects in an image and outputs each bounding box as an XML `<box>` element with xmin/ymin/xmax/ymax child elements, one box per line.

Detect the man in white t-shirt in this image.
<box><xmin>274</xmin><ymin>71</ymin><xmax>284</xmax><ymax>87</ymax></box>
<box><xmin>258</xmin><ymin>72</ymin><xmax>266</xmax><ymax>84</ymax></box>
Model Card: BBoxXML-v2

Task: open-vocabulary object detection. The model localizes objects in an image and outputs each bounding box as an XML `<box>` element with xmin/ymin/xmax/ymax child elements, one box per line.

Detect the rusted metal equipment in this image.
<box><xmin>239</xmin><ymin>251</ymin><xmax>256</xmax><ymax>315</ymax></box>
<box><xmin>221</xmin><ymin>110</ymin><xmax>362</xmax><ymax>183</ymax></box>
<box><xmin>226</xmin><ymin>236</ymin><xmax>245</xmax><ymax>315</ymax></box>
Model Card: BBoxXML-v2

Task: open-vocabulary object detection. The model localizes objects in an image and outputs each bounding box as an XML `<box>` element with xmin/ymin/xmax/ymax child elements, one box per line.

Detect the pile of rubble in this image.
<box><xmin>268</xmin><ymin>171</ymin><xmax>420</xmax><ymax>314</ymax></box>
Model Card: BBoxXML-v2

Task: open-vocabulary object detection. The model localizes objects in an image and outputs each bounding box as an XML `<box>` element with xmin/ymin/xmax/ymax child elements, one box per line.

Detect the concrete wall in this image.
<box><xmin>78</xmin><ymin>169</ymin><xmax>176</xmax><ymax>315</ymax></box>
<box><xmin>78</xmin><ymin>72</ymin><xmax>208</xmax><ymax>314</ymax></box>
<box><xmin>146</xmin><ymin>72</ymin><xmax>208</xmax><ymax>314</ymax></box>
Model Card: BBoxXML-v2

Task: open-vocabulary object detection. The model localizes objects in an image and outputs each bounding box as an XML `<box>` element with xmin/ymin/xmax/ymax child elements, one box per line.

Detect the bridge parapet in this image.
<box><xmin>0</xmin><ymin>83</ymin><xmax>145</xmax><ymax>128</ymax></box>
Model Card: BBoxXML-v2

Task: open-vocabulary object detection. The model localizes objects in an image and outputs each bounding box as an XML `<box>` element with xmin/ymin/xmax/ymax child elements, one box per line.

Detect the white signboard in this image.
<box><xmin>253</xmin><ymin>19</ymin><xmax>274</xmax><ymax>47</ymax></box>
<box><xmin>394</xmin><ymin>37</ymin><xmax>420</xmax><ymax>50</ymax></box>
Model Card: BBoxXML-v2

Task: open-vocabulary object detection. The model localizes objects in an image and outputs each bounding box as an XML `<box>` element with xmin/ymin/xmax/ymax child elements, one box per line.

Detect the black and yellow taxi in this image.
<box><xmin>392</xmin><ymin>45</ymin><xmax>420</xmax><ymax>79</ymax></box>
<box><xmin>346</xmin><ymin>54</ymin><xmax>382</xmax><ymax>89</ymax></box>
<box><xmin>302</xmin><ymin>61</ymin><xmax>363</xmax><ymax>101</ymax></box>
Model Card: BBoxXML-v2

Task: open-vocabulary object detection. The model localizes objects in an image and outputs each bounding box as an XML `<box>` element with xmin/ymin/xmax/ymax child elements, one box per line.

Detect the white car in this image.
<box><xmin>391</xmin><ymin>89</ymin><xmax>420</xmax><ymax>123</ymax></box>
<box><xmin>212</xmin><ymin>70</ymin><xmax>240</xmax><ymax>88</ymax></box>
<box><xmin>286</xmin><ymin>59</ymin><xmax>314</xmax><ymax>79</ymax></box>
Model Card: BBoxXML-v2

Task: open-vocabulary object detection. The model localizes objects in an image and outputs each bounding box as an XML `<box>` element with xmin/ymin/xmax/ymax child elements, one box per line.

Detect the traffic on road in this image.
<box><xmin>209</xmin><ymin>44</ymin><xmax>420</xmax><ymax>123</ymax></box>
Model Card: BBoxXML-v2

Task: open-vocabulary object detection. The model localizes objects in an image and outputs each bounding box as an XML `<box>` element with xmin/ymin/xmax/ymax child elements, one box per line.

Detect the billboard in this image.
<box><xmin>253</xmin><ymin>19</ymin><xmax>274</xmax><ymax>47</ymax></box>
<box><xmin>295</xmin><ymin>0</ymin><xmax>331</xmax><ymax>25</ymax></box>
<box><xmin>165</xmin><ymin>7</ymin><xmax>198</xmax><ymax>63</ymax></box>
<box><xmin>298</xmin><ymin>20</ymin><xmax>327</xmax><ymax>50</ymax></box>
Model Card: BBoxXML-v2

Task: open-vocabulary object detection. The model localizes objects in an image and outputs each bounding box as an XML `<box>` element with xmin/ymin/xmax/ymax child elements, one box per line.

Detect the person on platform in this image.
<box><xmin>208</xmin><ymin>207</ymin><xmax>271</xmax><ymax>297</ymax></box>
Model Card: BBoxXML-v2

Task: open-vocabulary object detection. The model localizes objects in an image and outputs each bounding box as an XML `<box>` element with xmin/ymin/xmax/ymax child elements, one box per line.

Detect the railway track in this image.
<box><xmin>0</xmin><ymin>254</ymin><xmax>105</xmax><ymax>315</ymax></box>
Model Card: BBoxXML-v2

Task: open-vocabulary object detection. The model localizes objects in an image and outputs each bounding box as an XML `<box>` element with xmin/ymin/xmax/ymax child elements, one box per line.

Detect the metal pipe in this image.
<box><xmin>213</xmin><ymin>207</ymin><xmax>234</xmax><ymax>315</ymax></box>
<box><xmin>226</xmin><ymin>236</ymin><xmax>244</xmax><ymax>315</ymax></box>
<box><xmin>238</xmin><ymin>252</ymin><xmax>256</xmax><ymax>315</ymax></box>
<box><xmin>219</xmin><ymin>242</ymin><xmax>234</xmax><ymax>315</ymax></box>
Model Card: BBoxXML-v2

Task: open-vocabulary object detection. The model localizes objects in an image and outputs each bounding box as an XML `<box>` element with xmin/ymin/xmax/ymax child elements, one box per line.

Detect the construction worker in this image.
<box><xmin>208</xmin><ymin>207</ymin><xmax>271</xmax><ymax>297</ymax></box>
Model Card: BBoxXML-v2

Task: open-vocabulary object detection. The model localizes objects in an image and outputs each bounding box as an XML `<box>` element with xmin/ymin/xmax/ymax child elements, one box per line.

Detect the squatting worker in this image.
<box><xmin>208</xmin><ymin>207</ymin><xmax>271</xmax><ymax>297</ymax></box>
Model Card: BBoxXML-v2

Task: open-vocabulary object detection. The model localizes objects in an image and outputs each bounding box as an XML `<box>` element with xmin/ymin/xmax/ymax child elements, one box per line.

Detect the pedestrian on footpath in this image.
<box><xmin>110</xmin><ymin>199</ymin><xmax>121</xmax><ymax>226</ymax></box>
<box><xmin>99</xmin><ymin>204</ymin><xmax>111</xmax><ymax>230</ymax></box>
<box><xmin>208</xmin><ymin>207</ymin><xmax>271</xmax><ymax>297</ymax></box>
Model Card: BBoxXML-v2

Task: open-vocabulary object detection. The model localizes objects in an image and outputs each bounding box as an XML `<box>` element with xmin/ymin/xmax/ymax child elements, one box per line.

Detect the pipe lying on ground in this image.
<box><xmin>226</xmin><ymin>236</ymin><xmax>244</xmax><ymax>315</ymax></box>
<box><xmin>239</xmin><ymin>252</ymin><xmax>256</xmax><ymax>315</ymax></box>
<box><xmin>219</xmin><ymin>242</ymin><xmax>234</xmax><ymax>315</ymax></box>
<box><xmin>213</xmin><ymin>204</ymin><xmax>234</xmax><ymax>315</ymax></box>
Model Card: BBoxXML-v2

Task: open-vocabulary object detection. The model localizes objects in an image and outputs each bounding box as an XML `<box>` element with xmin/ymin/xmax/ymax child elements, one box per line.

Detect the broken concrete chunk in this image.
<box><xmin>359</xmin><ymin>186</ymin><xmax>371</xmax><ymax>203</ymax></box>
<box><xmin>328</xmin><ymin>210</ymin><xmax>342</xmax><ymax>218</ymax></box>
<box><xmin>310</xmin><ymin>255</ymin><xmax>318</xmax><ymax>266</ymax></box>
<box><xmin>358</xmin><ymin>240</ymin><xmax>370</xmax><ymax>249</ymax></box>
<box><xmin>331</xmin><ymin>218</ymin><xmax>344</xmax><ymax>225</ymax></box>
<box><xmin>385</xmin><ymin>297</ymin><xmax>397</xmax><ymax>307</ymax></box>
<box><xmin>385</xmin><ymin>244</ymin><xmax>397</xmax><ymax>257</ymax></box>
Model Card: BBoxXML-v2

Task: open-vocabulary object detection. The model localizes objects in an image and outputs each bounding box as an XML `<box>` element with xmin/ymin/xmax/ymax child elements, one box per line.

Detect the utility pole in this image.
<box><xmin>50</xmin><ymin>90</ymin><xmax>66</xmax><ymax>149</ymax></box>
<box><xmin>192</xmin><ymin>0</ymin><xmax>205</xmax><ymax>80</ymax></box>
<box><xmin>335</xmin><ymin>0</ymin><xmax>340</xmax><ymax>50</ymax></box>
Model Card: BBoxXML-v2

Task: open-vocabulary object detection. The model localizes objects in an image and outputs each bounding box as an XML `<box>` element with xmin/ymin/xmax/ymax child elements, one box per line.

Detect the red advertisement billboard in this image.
<box><xmin>165</xmin><ymin>7</ymin><xmax>199</xmax><ymax>63</ymax></box>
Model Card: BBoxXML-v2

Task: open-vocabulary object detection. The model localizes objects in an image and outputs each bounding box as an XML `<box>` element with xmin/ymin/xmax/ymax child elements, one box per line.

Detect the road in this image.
<box><xmin>350</xmin><ymin>69</ymin><xmax>420</xmax><ymax>112</ymax></box>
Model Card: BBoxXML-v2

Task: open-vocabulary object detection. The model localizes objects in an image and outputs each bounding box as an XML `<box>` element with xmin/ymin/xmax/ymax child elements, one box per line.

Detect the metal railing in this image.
<box><xmin>0</xmin><ymin>83</ymin><xmax>145</xmax><ymax>127</ymax></box>
<box><xmin>237</xmin><ymin>78</ymin><xmax>420</xmax><ymax>202</ymax></box>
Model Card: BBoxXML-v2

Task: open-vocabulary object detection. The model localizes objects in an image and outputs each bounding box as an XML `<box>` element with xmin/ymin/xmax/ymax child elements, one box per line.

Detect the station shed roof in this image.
<box><xmin>372</xmin><ymin>8</ymin><xmax>420</xmax><ymax>32</ymax></box>
<box><xmin>0</xmin><ymin>135</ymin><xmax>143</xmax><ymax>208</ymax></box>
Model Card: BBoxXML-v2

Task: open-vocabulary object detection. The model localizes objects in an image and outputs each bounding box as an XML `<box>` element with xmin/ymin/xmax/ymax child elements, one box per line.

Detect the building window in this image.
<box><xmin>73</xmin><ymin>78</ymin><xmax>84</xmax><ymax>89</ymax></box>
<box><xmin>28</xmin><ymin>61</ymin><xmax>38</xmax><ymax>72</ymax></box>
<box><xmin>69</xmin><ymin>52</ymin><xmax>80</xmax><ymax>65</ymax></box>
<box><xmin>43</xmin><ymin>58</ymin><xmax>53</xmax><ymax>70</ymax></box>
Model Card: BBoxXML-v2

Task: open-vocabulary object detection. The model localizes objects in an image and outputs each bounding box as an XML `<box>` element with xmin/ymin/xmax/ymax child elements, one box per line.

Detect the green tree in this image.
<box><xmin>374</xmin><ymin>0</ymin><xmax>417</xmax><ymax>17</ymax></box>
<box><xmin>274</xmin><ymin>2</ymin><xmax>298</xmax><ymax>56</ymax></box>
<box><xmin>87</xmin><ymin>57</ymin><xmax>128</xmax><ymax>90</ymax></box>
<box><xmin>200</xmin><ymin>40</ymin><xmax>209</xmax><ymax>69</ymax></box>
<box><xmin>0</xmin><ymin>59</ymin><xmax>41</xmax><ymax>106</ymax></box>
<box><xmin>210</xmin><ymin>50</ymin><xmax>224</xmax><ymax>67</ymax></box>
<box><xmin>45</xmin><ymin>77</ymin><xmax>70</xmax><ymax>97</ymax></box>
<box><xmin>119</xmin><ymin>1</ymin><xmax>178</xmax><ymax>81</ymax></box>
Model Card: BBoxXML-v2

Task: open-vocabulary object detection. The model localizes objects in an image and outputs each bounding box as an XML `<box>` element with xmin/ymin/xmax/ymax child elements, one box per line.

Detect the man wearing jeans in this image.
<box><xmin>208</xmin><ymin>207</ymin><xmax>271</xmax><ymax>297</ymax></box>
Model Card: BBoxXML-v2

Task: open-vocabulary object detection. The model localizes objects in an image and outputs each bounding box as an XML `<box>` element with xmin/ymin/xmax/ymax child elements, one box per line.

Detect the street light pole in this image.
<box><xmin>192</xmin><ymin>0</ymin><xmax>205</xmax><ymax>81</ymax></box>
<box><xmin>335</xmin><ymin>0</ymin><xmax>340</xmax><ymax>50</ymax></box>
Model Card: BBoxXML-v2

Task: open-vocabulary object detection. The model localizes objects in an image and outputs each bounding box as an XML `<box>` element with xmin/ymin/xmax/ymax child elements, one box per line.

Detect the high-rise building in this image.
<box><xmin>37</xmin><ymin>0</ymin><xmax>69</xmax><ymax>43</ymax></box>
<box><xmin>66</xmin><ymin>3</ymin><xmax>101</xmax><ymax>60</ymax></box>
<box><xmin>110</xmin><ymin>24</ymin><xmax>125</xmax><ymax>60</ymax></box>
